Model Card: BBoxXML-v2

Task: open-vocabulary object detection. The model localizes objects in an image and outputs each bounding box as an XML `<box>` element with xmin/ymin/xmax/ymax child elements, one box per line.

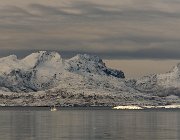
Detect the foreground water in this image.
<box><xmin>0</xmin><ymin>107</ymin><xmax>179</xmax><ymax>140</ymax></box>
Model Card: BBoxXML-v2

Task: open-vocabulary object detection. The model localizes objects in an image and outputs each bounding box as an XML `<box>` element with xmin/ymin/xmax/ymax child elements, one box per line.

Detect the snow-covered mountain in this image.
<box><xmin>157</xmin><ymin>64</ymin><xmax>180</xmax><ymax>88</ymax></box>
<box><xmin>65</xmin><ymin>54</ymin><xmax>125</xmax><ymax>78</ymax></box>
<box><xmin>0</xmin><ymin>51</ymin><xmax>64</xmax><ymax>92</ymax></box>
<box><xmin>125</xmin><ymin>63</ymin><xmax>180</xmax><ymax>100</ymax></box>
<box><xmin>127</xmin><ymin>63</ymin><xmax>180</xmax><ymax>90</ymax></box>
<box><xmin>0</xmin><ymin>51</ymin><xmax>125</xmax><ymax>93</ymax></box>
<box><xmin>0</xmin><ymin>51</ymin><xmax>179</xmax><ymax>106</ymax></box>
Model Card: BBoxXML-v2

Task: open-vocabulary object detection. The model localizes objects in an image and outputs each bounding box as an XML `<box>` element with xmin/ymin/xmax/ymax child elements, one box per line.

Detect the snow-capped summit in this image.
<box><xmin>0</xmin><ymin>54</ymin><xmax>22</xmax><ymax>74</ymax></box>
<box><xmin>65</xmin><ymin>54</ymin><xmax>125</xmax><ymax>78</ymax></box>
<box><xmin>22</xmin><ymin>51</ymin><xmax>63</xmax><ymax>68</ymax></box>
<box><xmin>0</xmin><ymin>55</ymin><xmax>18</xmax><ymax>62</ymax></box>
<box><xmin>69</xmin><ymin>54</ymin><xmax>103</xmax><ymax>63</ymax></box>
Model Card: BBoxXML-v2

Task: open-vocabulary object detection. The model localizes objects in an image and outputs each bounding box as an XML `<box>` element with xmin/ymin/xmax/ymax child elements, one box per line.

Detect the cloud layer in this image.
<box><xmin>0</xmin><ymin>0</ymin><xmax>180</xmax><ymax>59</ymax></box>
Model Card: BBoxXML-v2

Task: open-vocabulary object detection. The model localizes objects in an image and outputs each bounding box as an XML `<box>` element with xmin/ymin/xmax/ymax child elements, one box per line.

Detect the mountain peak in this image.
<box><xmin>22</xmin><ymin>51</ymin><xmax>62</xmax><ymax>68</ymax></box>
<box><xmin>72</xmin><ymin>54</ymin><xmax>104</xmax><ymax>63</ymax></box>
<box><xmin>0</xmin><ymin>55</ymin><xmax>17</xmax><ymax>62</ymax></box>
<box><xmin>171</xmin><ymin>63</ymin><xmax>180</xmax><ymax>73</ymax></box>
<box><xmin>65</xmin><ymin>53</ymin><xmax>125</xmax><ymax>78</ymax></box>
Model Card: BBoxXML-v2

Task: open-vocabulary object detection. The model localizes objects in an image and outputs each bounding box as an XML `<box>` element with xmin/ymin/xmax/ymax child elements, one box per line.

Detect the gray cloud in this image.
<box><xmin>28</xmin><ymin>4</ymin><xmax>80</xmax><ymax>16</ymax></box>
<box><xmin>1</xmin><ymin>48</ymin><xmax>180</xmax><ymax>60</ymax></box>
<box><xmin>0</xmin><ymin>0</ymin><xmax>180</xmax><ymax>59</ymax></box>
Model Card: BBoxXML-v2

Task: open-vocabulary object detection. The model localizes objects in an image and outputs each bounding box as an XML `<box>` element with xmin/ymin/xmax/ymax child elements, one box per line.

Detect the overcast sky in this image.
<box><xmin>0</xmin><ymin>0</ymin><xmax>180</xmax><ymax>77</ymax></box>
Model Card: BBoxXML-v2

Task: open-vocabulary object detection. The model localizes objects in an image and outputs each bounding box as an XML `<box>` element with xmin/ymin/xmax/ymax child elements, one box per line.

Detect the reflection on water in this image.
<box><xmin>0</xmin><ymin>109</ymin><xmax>179</xmax><ymax>140</ymax></box>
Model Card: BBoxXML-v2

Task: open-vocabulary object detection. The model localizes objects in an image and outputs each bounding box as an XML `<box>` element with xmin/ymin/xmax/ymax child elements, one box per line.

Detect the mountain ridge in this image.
<box><xmin>0</xmin><ymin>51</ymin><xmax>125</xmax><ymax>93</ymax></box>
<box><xmin>0</xmin><ymin>51</ymin><xmax>179</xmax><ymax>106</ymax></box>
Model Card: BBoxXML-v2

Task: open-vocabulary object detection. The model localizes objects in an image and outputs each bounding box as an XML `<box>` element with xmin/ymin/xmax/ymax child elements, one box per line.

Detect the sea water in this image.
<box><xmin>0</xmin><ymin>107</ymin><xmax>179</xmax><ymax>140</ymax></box>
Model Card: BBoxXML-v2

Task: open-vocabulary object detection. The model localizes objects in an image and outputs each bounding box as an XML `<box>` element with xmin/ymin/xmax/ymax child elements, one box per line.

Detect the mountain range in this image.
<box><xmin>0</xmin><ymin>51</ymin><xmax>179</xmax><ymax>106</ymax></box>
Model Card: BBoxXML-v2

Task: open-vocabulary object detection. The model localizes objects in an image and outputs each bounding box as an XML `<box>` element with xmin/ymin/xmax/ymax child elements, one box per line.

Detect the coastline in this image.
<box><xmin>0</xmin><ymin>105</ymin><xmax>180</xmax><ymax>111</ymax></box>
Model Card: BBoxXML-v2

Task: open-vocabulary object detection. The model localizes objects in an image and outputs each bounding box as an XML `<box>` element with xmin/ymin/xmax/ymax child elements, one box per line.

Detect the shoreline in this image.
<box><xmin>0</xmin><ymin>105</ymin><xmax>180</xmax><ymax>110</ymax></box>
